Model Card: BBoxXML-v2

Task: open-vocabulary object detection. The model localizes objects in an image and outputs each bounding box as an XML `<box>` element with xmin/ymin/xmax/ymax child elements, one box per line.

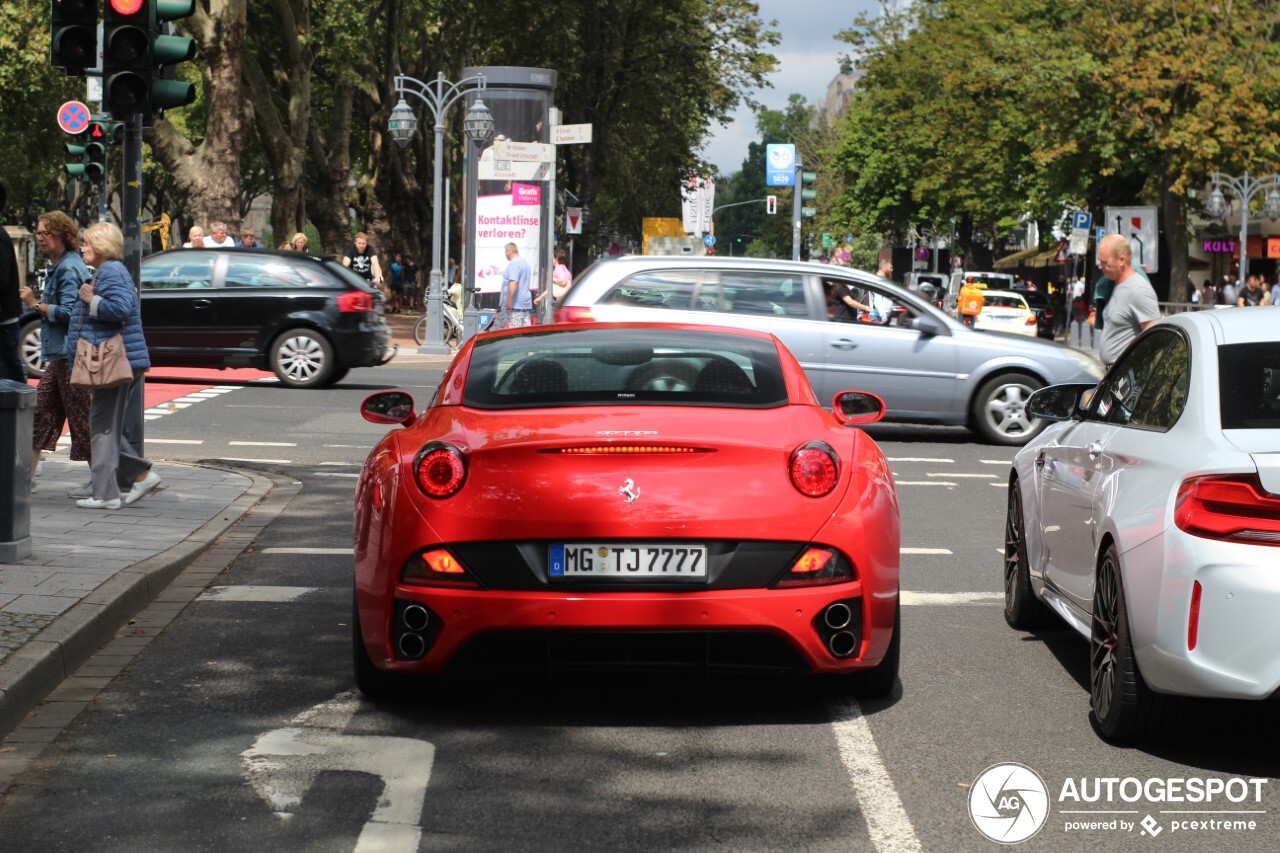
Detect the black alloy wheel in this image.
<box><xmin>1089</xmin><ymin>544</ymin><xmax>1172</xmax><ymax>740</ymax></box>
<box><xmin>1004</xmin><ymin>479</ymin><xmax>1051</xmax><ymax>629</ymax></box>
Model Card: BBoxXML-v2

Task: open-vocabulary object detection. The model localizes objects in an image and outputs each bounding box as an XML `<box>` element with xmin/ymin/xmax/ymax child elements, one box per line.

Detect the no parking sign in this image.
<box><xmin>57</xmin><ymin>101</ymin><xmax>91</xmax><ymax>135</ymax></box>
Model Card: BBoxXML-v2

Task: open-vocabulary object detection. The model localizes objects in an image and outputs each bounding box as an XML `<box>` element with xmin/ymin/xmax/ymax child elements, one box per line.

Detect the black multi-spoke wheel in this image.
<box><xmin>1003</xmin><ymin>478</ymin><xmax>1050</xmax><ymax>629</ymax></box>
<box><xmin>1089</xmin><ymin>544</ymin><xmax>1172</xmax><ymax>740</ymax></box>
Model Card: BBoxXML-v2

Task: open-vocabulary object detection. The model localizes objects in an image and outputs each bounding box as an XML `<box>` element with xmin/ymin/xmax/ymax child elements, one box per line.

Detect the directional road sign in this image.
<box><xmin>553</xmin><ymin>123</ymin><xmax>592</xmax><ymax>145</ymax></box>
<box><xmin>704</xmin><ymin>234</ymin><xmax>716</xmax><ymax>247</ymax></box>
<box><xmin>58</xmin><ymin>100</ymin><xmax>92</xmax><ymax>135</ymax></box>
<box><xmin>494</xmin><ymin>140</ymin><xmax>556</xmax><ymax>163</ymax></box>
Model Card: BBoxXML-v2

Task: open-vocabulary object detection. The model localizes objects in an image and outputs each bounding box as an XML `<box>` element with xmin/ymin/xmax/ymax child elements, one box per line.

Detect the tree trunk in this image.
<box><xmin>1160</xmin><ymin>165</ymin><xmax>1190</xmax><ymax>304</ymax></box>
<box><xmin>305</xmin><ymin>78</ymin><xmax>355</xmax><ymax>255</ymax></box>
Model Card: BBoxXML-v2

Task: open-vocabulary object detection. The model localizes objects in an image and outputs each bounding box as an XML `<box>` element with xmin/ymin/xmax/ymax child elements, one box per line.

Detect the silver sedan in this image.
<box><xmin>557</xmin><ymin>256</ymin><xmax>1102</xmax><ymax>444</ymax></box>
<box><xmin>1004</xmin><ymin>308</ymin><xmax>1280</xmax><ymax>740</ymax></box>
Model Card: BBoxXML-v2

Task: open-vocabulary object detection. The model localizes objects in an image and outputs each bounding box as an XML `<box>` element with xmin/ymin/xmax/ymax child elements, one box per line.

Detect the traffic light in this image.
<box><xmin>800</xmin><ymin>171</ymin><xmax>817</xmax><ymax>219</ymax></box>
<box><xmin>50</xmin><ymin>0</ymin><xmax>97</xmax><ymax>76</ymax></box>
<box><xmin>766</xmin><ymin>195</ymin><xmax>777</xmax><ymax>215</ymax></box>
<box><xmin>104</xmin><ymin>0</ymin><xmax>151</xmax><ymax>120</ymax></box>
<box><xmin>104</xmin><ymin>0</ymin><xmax>197</xmax><ymax>124</ymax></box>
<box><xmin>64</xmin><ymin>133</ymin><xmax>92</xmax><ymax>184</ymax></box>
<box><xmin>151</xmin><ymin>1</ymin><xmax>197</xmax><ymax>120</ymax></box>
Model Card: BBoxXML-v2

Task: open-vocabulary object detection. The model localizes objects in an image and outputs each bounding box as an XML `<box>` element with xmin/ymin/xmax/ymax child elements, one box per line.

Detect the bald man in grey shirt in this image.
<box><xmin>1096</xmin><ymin>234</ymin><xmax>1160</xmax><ymax>368</ymax></box>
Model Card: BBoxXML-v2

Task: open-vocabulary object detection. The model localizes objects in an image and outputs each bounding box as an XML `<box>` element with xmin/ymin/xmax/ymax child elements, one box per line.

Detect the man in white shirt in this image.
<box><xmin>205</xmin><ymin>221</ymin><xmax>237</xmax><ymax>248</ymax></box>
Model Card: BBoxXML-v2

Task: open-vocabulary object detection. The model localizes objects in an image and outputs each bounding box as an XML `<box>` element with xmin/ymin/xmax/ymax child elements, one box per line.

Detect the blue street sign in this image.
<box><xmin>704</xmin><ymin>234</ymin><xmax>716</xmax><ymax>247</ymax></box>
<box><xmin>765</xmin><ymin>144</ymin><xmax>796</xmax><ymax>187</ymax></box>
<box><xmin>1096</xmin><ymin>227</ymin><xmax>1106</xmax><ymax>243</ymax></box>
<box><xmin>1072</xmin><ymin>211</ymin><xmax>1092</xmax><ymax>231</ymax></box>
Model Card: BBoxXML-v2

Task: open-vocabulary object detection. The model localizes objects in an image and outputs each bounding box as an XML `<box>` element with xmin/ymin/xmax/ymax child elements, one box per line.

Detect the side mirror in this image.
<box><xmin>1025</xmin><ymin>383</ymin><xmax>1096</xmax><ymax>421</ymax></box>
<box><xmin>911</xmin><ymin>314</ymin><xmax>947</xmax><ymax>337</ymax></box>
<box><xmin>361</xmin><ymin>390</ymin><xmax>416</xmax><ymax>425</ymax></box>
<box><xmin>832</xmin><ymin>391</ymin><xmax>886</xmax><ymax>426</ymax></box>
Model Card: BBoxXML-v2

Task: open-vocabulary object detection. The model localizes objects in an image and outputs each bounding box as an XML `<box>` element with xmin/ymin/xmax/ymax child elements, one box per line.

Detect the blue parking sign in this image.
<box><xmin>1072</xmin><ymin>211</ymin><xmax>1092</xmax><ymax>231</ymax></box>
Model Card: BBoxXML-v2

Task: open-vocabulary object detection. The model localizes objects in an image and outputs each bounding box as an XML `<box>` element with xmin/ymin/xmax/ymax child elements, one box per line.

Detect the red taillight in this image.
<box><xmin>402</xmin><ymin>547</ymin><xmax>479</xmax><ymax>587</ymax></box>
<box><xmin>1174</xmin><ymin>474</ymin><xmax>1280</xmax><ymax>546</ymax></box>
<box><xmin>337</xmin><ymin>290</ymin><xmax>374</xmax><ymax>313</ymax></box>
<box><xmin>413</xmin><ymin>443</ymin><xmax>466</xmax><ymax>498</ymax></box>
<box><xmin>555</xmin><ymin>306</ymin><xmax>595</xmax><ymax>323</ymax></box>
<box><xmin>790</xmin><ymin>441</ymin><xmax>839</xmax><ymax>497</ymax></box>
<box><xmin>1025</xmin><ymin>316</ymin><xmax>1037</xmax><ymax>325</ymax></box>
<box><xmin>1188</xmin><ymin>580</ymin><xmax>1202</xmax><ymax>650</ymax></box>
<box><xmin>774</xmin><ymin>547</ymin><xmax>854</xmax><ymax>588</ymax></box>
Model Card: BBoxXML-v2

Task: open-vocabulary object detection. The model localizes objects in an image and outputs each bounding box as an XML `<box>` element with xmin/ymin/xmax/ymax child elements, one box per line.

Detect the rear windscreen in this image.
<box><xmin>1220</xmin><ymin>342</ymin><xmax>1280</xmax><ymax>429</ymax></box>
<box><xmin>463</xmin><ymin>327</ymin><xmax>788</xmax><ymax>409</ymax></box>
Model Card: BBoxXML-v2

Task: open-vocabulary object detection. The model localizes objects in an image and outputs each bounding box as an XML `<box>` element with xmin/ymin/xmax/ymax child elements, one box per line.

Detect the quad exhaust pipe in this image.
<box><xmin>828</xmin><ymin>631</ymin><xmax>857</xmax><ymax>658</ymax></box>
<box><xmin>823</xmin><ymin>602</ymin><xmax>852</xmax><ymax>630</ymax></box>
<box><xmin>402</xmin><ymin>604</ymin><xmax>430</xmax><ymax>632</ymax></box>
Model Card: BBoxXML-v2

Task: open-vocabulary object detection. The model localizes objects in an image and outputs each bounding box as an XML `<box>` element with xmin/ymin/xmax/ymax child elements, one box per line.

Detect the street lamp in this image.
<box><xmin>389</xmin><ymin>72</ymin><xmax>494</xmax><ymax>353</ymax></box>
<box><xmin>1205</xmin><ymin>170</ymin><xmax>1280</xmax><ymax>292</ymax></box>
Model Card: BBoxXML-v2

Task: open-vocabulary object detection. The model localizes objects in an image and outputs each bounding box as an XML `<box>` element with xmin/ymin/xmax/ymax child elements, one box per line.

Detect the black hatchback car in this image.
<box><xmin>21</xmin><ymin>249</ymin><xmax>394</xmax><ymax>388</ymax></box>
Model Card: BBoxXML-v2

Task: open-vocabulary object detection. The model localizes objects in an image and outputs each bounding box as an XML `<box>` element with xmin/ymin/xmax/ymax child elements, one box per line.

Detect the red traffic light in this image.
<box><xmin>90</xmin><ymin>124</ymin><xmax>104</xmax><ymax>139</ymax></box>
<box><xmin>109</xmin><ymin>0</ymin><xmax>145</xmax><ymax>13</ymax></box>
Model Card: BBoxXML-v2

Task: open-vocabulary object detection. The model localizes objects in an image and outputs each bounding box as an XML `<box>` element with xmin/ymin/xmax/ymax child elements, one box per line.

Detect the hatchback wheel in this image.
<box><xmin>271</xmin><ymin>328</ymin><xmax>335</xmax><ymax>388</ymax></box>
<box><xmin>1004</xmin><ymin>478</ymin><xmax>1051</xmax><ymax>629</ymax></box>
<box><xmin>20</xmin><ymin>318</ymin><xmax>44</xmax><ymax>379</ymax></box>
<box><xmin>971</xmin><ymin>372</ymin><xmax>1045</xmax><ymax>445</ymax></box>
<box><xmin>1090</xmin><ymin>544</ymin><xmax>1172</xmax><ymax>740</ymax></box>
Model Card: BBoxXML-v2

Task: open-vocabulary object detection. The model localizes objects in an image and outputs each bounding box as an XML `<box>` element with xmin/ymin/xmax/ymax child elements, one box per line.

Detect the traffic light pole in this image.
<box><xmin>122</xmin><ymin>112</ymin><xmax>144</xmax><ymax>455</ymax></box>
<box><xmin>792</xmin><ymin>155</ymin><xmax>803</xmax><ymax>261</ymax></box>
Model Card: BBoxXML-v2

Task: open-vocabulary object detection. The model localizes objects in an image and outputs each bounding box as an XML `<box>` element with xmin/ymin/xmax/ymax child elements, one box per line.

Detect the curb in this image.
<box><xmin>0</xmin><ymin>467</ymin><xmax>274</xmax><ymax>738</ymax></box>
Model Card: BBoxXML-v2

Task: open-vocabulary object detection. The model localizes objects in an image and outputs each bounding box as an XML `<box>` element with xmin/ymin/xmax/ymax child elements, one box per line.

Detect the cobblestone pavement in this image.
<box><xmin>0</xmin><ymin>613</ymin><xmax>55</xmax><ymax>664</ymax></box>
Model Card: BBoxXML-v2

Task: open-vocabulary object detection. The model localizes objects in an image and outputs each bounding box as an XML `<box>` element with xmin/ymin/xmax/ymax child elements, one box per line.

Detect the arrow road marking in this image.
<box><xmin>241</xmin><ymin>692</ymin><xmax>435</xmax><ymax>853</ymax></box>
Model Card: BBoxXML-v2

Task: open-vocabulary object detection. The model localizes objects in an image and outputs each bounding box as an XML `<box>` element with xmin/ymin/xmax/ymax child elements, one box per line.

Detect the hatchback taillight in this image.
<box><xmin>790</xmin><ymin>441</ymin><xmax>839</xmax><ymax>497</ymax></box>
<box><xmin>555</xmin><ymin>306</ymin><xmax>595</xmax><ymax>323</ymax></box>
<box><xmin>337</xmin><ymin>290</ymin><xmax>374</xmax><ymax>313</ymax></box>
<box><xmin>413</xmin><ymin>442</ymin><xmax>466</xmax><ymax>498</ymax></box>
<box><xmin>1174</xmin><ymin>474</ymin><xmax>1280</xmax><ymax>546</ymax></box>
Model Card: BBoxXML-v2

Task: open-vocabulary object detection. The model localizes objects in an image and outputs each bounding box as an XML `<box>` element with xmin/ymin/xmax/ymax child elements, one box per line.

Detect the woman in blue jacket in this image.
<box><xmin>67</xmin><ymin>222</ymin><xmax>159</xmax><ymax>510</ymax></box>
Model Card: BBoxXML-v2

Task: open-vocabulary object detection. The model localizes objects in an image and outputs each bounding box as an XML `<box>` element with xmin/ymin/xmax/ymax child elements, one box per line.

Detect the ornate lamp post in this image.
<box><xmin>389</xmin><ymin>73</ymin><xmax>494</xmax><ymax>353</ymax></box>
<box><xmin>1205</xmin><ymin>171</ymin><xmax>1280</xmax><ymax>292</ymax></box>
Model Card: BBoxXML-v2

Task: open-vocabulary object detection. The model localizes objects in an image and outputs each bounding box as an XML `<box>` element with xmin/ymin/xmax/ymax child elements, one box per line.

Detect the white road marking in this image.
<box><xmin>893</xmin><ymin>481</ymin><xmax>956</xmax><ymax>486</ymax></box>
<box><xmin>323</xmin><ymin>443</ymin><xmax>373</xmax><ymax>449</ymax></box>
<box><xmin>200</xmin><ymin>586</ymin><xmax>318</xmax><ymax>602</ymax></box>
<box><xmin>147</xmin><ymin>438</ymin><xmax>204</xmax><ymax>444</ymax></box>
<box><xmin>318</xmin><ymin>462</ymin><xmax>362</xmax><ymax>467</ymax></box>
<box><xmin>261</xmin><ymin>547</ymin><xmax>354</xmax><ymax>555</ymax></box>
<box><xmin>828</xmin><ymin>698</ymin><xmax>924</xmax><ymax>852</ymax></box>
<box><xmin>927</xmin><ymin>472</ymin><xmax>995</xmax><ymax>479</ymax></box>
<box><xmin>980</xmin><ymin>459</ymin><xmax>1013</xmax><ymax>465</ymax></box>
<box><xmin>900</xmin><ymin>548</ymin><xmax>953</xmax><ymax>555</ymax></box>
<box><xmin>242</xmin><ymin>691</ymin><xmax>434</xmax><ymax>853</ymax></box>
<box><xmin>901</xmin><ymin>591</ymin><xmax>1002</xmax><ymax>605</ymax></box>
<box><xmin>313</xmin><ymin>472</ymin><xmax>360</xmax><ymax>478</ymax></box>
<box><xmin>217</xmin><ymin>456</ymin><xmax>293</xmax><ymax>464</ymax></box>
<box><xmin>887</xmin><ymin>457</ymin><xmax>953</xmax><ymax>463</ymax></box>
<box><xmin>989</xmin><ymin>482</ymin><xmax>1008</xmax><ymax>488</ymax></box>
<box><xmin>230</xmin><ymin>440</ymin><xmax>298</xmax><ymax>447</ymax></box>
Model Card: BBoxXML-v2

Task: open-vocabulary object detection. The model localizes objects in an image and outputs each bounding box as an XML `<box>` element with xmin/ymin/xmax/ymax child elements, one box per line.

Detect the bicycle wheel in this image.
<box><xmin>413</xmin><ymin>315</ymin><xmax>427</xmax><ymax>346</ymax></box>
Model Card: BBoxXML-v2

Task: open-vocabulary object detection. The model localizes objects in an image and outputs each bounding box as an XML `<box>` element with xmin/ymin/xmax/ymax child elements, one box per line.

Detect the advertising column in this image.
<box><xmin>462</xmin><ymin>66</ymin><xmax>557</xmax><ymax>332</ymax></box>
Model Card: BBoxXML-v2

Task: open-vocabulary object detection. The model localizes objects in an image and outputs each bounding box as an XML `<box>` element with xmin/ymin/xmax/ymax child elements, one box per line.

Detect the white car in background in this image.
<box><xmin>975</xmin><ymin>290</ymin><xmax>1039</xmax><ymax>337</ymax></box>
<box><xmin>1003</xmin><ymin>308</ymin><xmax>1280</xmax><ymax>740</ymax></box>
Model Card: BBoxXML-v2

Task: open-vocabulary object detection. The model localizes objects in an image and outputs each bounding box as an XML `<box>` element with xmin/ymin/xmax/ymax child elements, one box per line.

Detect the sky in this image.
<box><xmin>702</xmin><ymin>0</ymin><xmax>879</xmax><ymax>176</ymax></box>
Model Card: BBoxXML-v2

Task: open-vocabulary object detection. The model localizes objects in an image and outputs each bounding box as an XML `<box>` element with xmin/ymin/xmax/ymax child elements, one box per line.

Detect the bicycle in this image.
<box><xmin>413</xmin><ymin>303</ymin><xmax>462</xmax><ymax>347</ymax></box>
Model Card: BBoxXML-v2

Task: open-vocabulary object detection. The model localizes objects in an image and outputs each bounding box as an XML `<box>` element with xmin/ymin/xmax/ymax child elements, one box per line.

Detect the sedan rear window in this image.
<box><xmin>1220</xmin><ymin>342</ymin><xmax>1280</xmax><ymax>429</ymax></box>
<box><xmin>463</xmin><ymin>328</ymin><xmax>787</xmax><ymax>409</ymax></box>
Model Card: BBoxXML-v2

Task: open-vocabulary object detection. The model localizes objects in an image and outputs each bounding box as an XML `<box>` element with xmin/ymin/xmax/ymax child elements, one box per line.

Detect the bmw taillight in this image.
<box><xmin>790</xmin><ymin>441</ymin><xmax>839</xmax><ymax>497</ymax></box>
<box><xmin>413</xmin><ymin>442</ymin><xmax>466</xmax><ymax>498</ymax></box>
<box><xmin>774</xmin><ymin>547</ymin><xmax>854</xmax><ymax>588</ymax></box>
<box><xmin>555</xmin><ymin>306</ymin><xmax>595</xmax><ymax>323</ymax></box>
<box><xmin>337</xmin><ymin>290</ymin><xmax>374</xmax><ymax>313</ymax></box>
<box><xmin>402</xmin><ymin>547</ymin><xmax>480</xmax><ymax>588</ymax></box>
<box><xmin>1188</xmin><ymin>580</ymin><xmax>1202</xmax><ymax>651</ymax></box>
<box><xmin>1174</xmin><ymin>474</ymin><xmax>1280</xmax><ymax>546</ymax></box>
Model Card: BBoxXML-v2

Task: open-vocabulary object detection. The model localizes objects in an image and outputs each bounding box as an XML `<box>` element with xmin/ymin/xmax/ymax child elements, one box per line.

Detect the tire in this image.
<box><xmin>1004</xmin><ymin>478</ymin><xmax>1052</xmax><ymax>629</ymax></box>
<box><xmin>352</xmin><ymin>594</ymin><xmax>400</xmax><ymax>701</ymax></box>
<box><xmin>970</xmin><ymin>371</ymin><xmax>1045</xmax><ymax>445</ymax></box>
<box><xmin>271</xmin><ymin>328</ymin><xmax>335</xmax><ymax>388</ymax></box>
<box><xmin>413</xmin><ymin>315</ymin><xmax>428</xmax><ymax>346</ymax></box>
<box><xmin>1089</xmin><ymin>543</ymin><xmax>1173</xmax><ymax>740</ymax></box>
<box><xmin>443</xmin><ymin>313</ymin><xmax>461</xmax><ymax>347</ymax></box>
<box><xmin>326</xmin><ymin>366</ymin><xmax>350</xmax><ymax>386</ymax></box>
<box><xmin>20</xmin><ymin>317</ymin><xmax>45</xmax><ymax>380</ymax></box>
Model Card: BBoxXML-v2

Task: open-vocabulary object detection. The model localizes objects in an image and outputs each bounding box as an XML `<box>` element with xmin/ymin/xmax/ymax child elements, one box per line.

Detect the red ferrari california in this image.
<box><xmin>352</xmin><ymin>323</ymin><xmax>901</xmax><ymax>698</ymax></box>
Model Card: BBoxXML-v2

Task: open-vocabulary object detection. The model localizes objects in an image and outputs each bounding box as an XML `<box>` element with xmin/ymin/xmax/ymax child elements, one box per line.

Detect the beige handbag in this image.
<box><xmin>70</xmin><ymin>303</ymin><xmax>134</xmax><ymax>389</ymax></box>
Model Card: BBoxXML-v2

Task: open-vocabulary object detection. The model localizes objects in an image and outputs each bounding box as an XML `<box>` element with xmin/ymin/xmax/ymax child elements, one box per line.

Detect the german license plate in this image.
<box><xmin>549</xmin><ymin>543</ymin><xmax>707</xmax><ymax>580</ymax></box>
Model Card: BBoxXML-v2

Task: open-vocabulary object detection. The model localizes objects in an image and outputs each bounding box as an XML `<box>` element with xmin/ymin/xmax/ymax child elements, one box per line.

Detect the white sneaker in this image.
<box><xmin>123</xmin><ymin>470</ymin><xmax>162</xmax><ymax>506</ymax></box>
<box><xmin>67</xmin><ymin>480</ymin><xmax>93</xmax><ymax>499</ymax></box>
<box><xmin>76</xmin><ymin>497</ymin><xmax>122</xmax><ymax>510</ymax></box>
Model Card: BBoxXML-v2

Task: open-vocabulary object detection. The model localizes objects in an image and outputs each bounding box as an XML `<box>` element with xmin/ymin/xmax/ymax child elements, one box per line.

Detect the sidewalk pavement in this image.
<box><xmin>0</xmin><ymin>457</ymin><xmax>271</xmax><ymax>737</ymax></box>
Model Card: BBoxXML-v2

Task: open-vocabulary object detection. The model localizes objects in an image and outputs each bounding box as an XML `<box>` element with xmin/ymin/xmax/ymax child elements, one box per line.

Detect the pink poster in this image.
<box><xmin>512</xmin><ymin>183</ymin><xmax>542</xmax><ymax>205</ymax></box>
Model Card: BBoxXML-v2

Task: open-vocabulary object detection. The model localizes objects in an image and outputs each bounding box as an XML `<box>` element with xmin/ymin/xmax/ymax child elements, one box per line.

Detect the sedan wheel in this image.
<box><xmin>1089</xmin><ymin>544</ymin><xmax>1172</xmax><ymax>740</ymax></box>
<box><xmin>971</xmin><ymin>372</ymin><xmax>1045</xmax><ymax>445</ymax></box>
<box><xmin>1004</xmin><ymin>479</ymin><xmax>1050</xmax><ymax>629</ymax></box>
<box><xmin>20</xmin><ymin>318</ymin><xmax>44</xmax><ymax>379</ymax></box>
<box><xmin>271</xmin><ymin>328</ymin><xmax>335</xmax><ymax>388</ymax></box>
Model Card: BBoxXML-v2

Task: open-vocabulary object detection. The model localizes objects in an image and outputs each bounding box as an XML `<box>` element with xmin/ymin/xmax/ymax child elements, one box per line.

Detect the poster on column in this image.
<box><xmin>474</xmin><ymin>187</ymin><xmax>543</xmax><ymax>295</ymax></box>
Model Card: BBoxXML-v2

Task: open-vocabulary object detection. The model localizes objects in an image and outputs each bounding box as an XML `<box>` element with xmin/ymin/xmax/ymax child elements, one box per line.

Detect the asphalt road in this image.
<box><xmin>0</xmin><ymin>361</ymin><xmax>1275</xmax><ymax>852</ymax></box>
